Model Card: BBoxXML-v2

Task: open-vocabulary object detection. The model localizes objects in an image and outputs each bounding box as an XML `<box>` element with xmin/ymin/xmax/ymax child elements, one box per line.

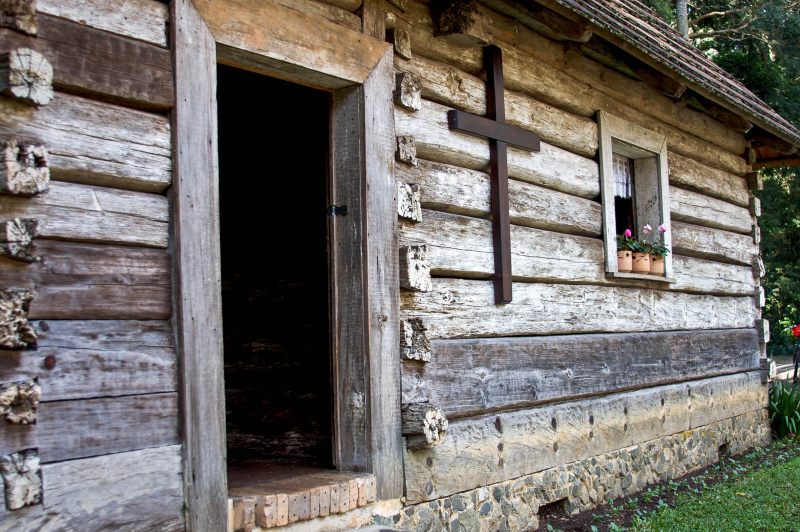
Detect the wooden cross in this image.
<box><xmin>447</xmin><ymin>45</ymin><xmax>540</xmax><ymax>303</ymax></box>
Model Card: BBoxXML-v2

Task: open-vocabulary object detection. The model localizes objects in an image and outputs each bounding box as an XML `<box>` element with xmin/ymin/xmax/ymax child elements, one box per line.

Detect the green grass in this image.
<box><xmin>633</xmin><ymin>449</ymin><xmax>800</xmax><ymax>531</ymax></box>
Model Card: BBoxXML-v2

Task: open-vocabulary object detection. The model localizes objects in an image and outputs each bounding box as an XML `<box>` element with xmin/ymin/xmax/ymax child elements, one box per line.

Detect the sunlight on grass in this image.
<box><xmin>633</xmin><ymin>453</ymin><xmax>800</xmax><ymax>531</ymax></box>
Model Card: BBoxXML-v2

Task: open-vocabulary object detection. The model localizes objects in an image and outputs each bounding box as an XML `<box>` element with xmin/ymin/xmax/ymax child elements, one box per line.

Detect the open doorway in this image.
<box><xmin>217</xmin><ymin>65</ymin><xmax>333</xmax><ymax>469</ymax></box>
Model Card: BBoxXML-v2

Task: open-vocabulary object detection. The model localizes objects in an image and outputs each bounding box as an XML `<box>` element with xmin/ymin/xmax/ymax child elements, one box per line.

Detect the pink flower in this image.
<box><xmin>624</xmin><ymin>228</ymin><xmax>632</xmax><ymax>238</ymax></box>
<box><xmin>643</xmin><ymin>224</ymin><xmax>652</xmax><ymax>233</ymax></box>
<box><xmin>658</xmin><ymin>224</ymin><xmax>668</xmax><ymax>233</ymax></box>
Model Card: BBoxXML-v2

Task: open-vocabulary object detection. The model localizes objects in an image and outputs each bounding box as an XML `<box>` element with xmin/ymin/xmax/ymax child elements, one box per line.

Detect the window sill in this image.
<box><xmin>607</xmin><ymin>271</ymin><xmax>676</xmax><ymax>283</ymax></box>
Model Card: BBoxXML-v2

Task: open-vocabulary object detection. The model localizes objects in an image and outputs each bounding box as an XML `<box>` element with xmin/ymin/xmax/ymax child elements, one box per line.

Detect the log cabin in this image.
<box><xmin>0</xmin><ymin>0</ymin><xmax>797</xmax><ymax>530</ymax></box>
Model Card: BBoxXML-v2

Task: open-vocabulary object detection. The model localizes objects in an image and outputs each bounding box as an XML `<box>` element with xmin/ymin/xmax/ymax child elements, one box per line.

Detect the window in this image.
<box><xmin>598</xmin><ymin>111</ymin><xmax>674</xmax><ymax>281</ymax></box>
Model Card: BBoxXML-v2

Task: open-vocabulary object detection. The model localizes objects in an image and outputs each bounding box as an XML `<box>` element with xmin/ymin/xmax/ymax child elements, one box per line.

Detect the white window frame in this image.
<box><xmin>598</xmin><ymin>110</ymin><xmax>674</xmax><ymax>282</ymax></box>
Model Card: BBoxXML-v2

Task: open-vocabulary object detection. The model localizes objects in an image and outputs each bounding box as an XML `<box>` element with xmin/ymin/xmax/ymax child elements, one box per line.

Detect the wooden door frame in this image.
<box><xmin>171</xmin><ymin>1</ymin><xmax>402</xmax><ymax>530</ymax></box>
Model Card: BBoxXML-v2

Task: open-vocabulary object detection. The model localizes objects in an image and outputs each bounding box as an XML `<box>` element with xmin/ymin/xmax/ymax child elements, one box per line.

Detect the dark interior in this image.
<box><xmin>217</xmin><ymin>65</ymin><xmax>333</xmax><ymax>468</ymax></box>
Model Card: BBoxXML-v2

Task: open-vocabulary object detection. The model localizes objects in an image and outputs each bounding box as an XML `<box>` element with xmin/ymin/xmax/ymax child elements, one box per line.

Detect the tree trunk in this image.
<box><xmin>676</xmin><ymin>0</ymin><xmax>688</xmax><ymax>37</ymax></box>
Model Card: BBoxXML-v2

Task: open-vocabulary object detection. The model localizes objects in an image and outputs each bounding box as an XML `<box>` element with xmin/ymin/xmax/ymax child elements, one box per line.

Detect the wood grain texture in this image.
<box><xmin>0</xmin><ymin>445</ymin><xmax>184</xmax><ymax>531</ymax></box>
<box><xmin>0</xmin><ymin>319</ymin><xmax>176</xmax><ymax>401</ymax></box>
<box><xmin>0</xmin><ymin>180</ymin><xmax>169</xmax><ymax>247</ymax></box>
<box><xmin>0</xmin><ymin>15</ymin><xmax>174</xmax><ymax>110</ymax></box>
<box><xmin>0</xmin><ymin>392</ymin><xmax>179</xmax><ymax>463</ymax></box>
<box><xmin>390</xmin><ymin>0</ymin><xmax>748</xmax><ymax>165</ymax></box>
<box><xmin>672</xmin><ymin>220</ymin><xmax>757</xmax><ymax>266</ymax></box>
<box><xmin>670</xmin><ymin>186</ymin><xmax>753</xmax><ymax>234</ymax></box>
<box><xmin>401</xmin><ymin>278</ymin><xmax>756</xmax><ymax>339</ymax></box>
<box><xmin>404</xmin><ymin>371</ymin><xmax>766</xmax><ymax>503</ymax></box>
<box><xmin>331</xmin><ymin>85</ymin><xmax>370</xmax><ymax>476</ymax></box>
<box><xmin>400</xmin><ymin>209</ymin><xmax>756</xmax><ymax>296</ymax></box>
<box><xmin>396</xmin><ymin>159</ymin><xmax>601</xmax><ymax>237</ymax></box>
<box><xmin>669</xmin><ymin>152</ymin><xmax>749</xmax><ymax>207</ymax></box>
<box><xmin>37</xmin><ymin>0</ymin><xmax>169</xmax><ymax>47</ymax></box>
<box><xmin>402</xmin><ymin>329</ymin><xmax>760</xmax><ymax>418</ymax></box>
<box><xmin>395</xmin><ymin>99</ymin><xmax>599</xmax><ymax>199</ymax></box>
<box><xmin>0</xmin><ymin>93</ymin><xmax>172</xmax><ymax>192</ymax></box>
<box><xmin>275</xmin><ymin>0</ymin><xmax>361</xmax><ymax>32</ymax></box>
<box><xmin>171</xmin><ymin>1</ymin><xmax>228</xmax><ymax>530</ymax></box>
<box><xmin>1</xmin><ymin>240</ymin><xmax>171</xmax><ymax>320</ymax></box>
<box><xmin>394</xmin><ymin>54</ymin><xmax>598</xmax><ymax>158</ymax></box>
<box><xmin>196</xmin><ymin>0</ymin><xmax>389</xmax><ymax>88</ymax></box>
<box><xmin>363</xmin><ymin>49</ymin><xmax>403</xmax><ymax>498</ymax></box>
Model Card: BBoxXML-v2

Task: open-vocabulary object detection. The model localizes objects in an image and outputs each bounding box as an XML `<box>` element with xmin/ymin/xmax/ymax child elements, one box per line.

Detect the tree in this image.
<box><xmin>641</xmin><ymin>0</ymin><xmax>800</xmax><ymax>344</ymax></box>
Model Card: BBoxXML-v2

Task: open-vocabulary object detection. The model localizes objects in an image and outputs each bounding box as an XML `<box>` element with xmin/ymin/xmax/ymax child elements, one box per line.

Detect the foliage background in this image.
<box><xmin>640</xmin><ymin>0</ymin><xmax>800</xmax><ymax>345</ymax></box>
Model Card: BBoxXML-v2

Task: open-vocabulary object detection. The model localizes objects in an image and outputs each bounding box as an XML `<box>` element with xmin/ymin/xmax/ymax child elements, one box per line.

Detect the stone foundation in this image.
<box><xmin>379</xmin><ymin>409</ymin><xmax>770</xmax><ymax>532</ymax></box>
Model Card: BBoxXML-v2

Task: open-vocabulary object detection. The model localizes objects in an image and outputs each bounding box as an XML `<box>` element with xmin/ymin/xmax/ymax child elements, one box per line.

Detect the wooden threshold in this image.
<box><xmin>227</xmin><ymin>463</ymin><xmax>376</xmax><ymax>530</ymax></box>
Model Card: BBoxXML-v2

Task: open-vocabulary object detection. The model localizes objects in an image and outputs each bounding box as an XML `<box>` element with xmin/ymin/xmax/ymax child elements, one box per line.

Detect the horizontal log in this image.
<box><xmin>0</xmin><ymin>15</ymin><xmax>173</xmax><ymax>110</ymax></box>
<box><xmin>397</xmin><ymin>159</ymin><xmax>602</xmax><ymax>236</ymax></box>
<box><xmin>394</xmin><ymin>54</ymin><xmax>598</xmax><ymax>158</ymax></box>
<box><xmin>37</xmin><ymin>0</ymin><xmax>169</xmax><ymax>47</ymax></box>
<box><xmin>0</xmin><ymin>392</ymin><xmax>179</xmax><ymax>463</ymax></box>
<box><xmin>0</xmin><ymin>445</ymin><xmax>184</xmax><ymax>530</ymax></box>
<box><xmin>404</xmin><ymin>371</ymin><xmax>765</xmax><ymax>502</ymax></box>
<box><xmin>670</xmin><ymin>186</ymin><xmax>753</xmax><ymax>234</ymax></box>
<box><xmin>672</xmin><ymin>221</ymin><xmax>756</xmax><ymax>266</ymax></box>
<box><xmin>200</xmin><ymin>0</ymin><xmax>389</xmax><ymax>89</ymax></box>
<box><xmin>400</xmin><ymin>209</ymin><xmax>756</xmax><ymax>295</ymax></box>
<box><xmin>668</xmin><ymin>152</ymin><xmax>749</xmax><ymax>207</ymax></box>
<box><xmin>0</xmin><ymin>93</ymin><xmax>172</xmax><ymax>193</ymax></box>
<box><xmin>401</xmin><ymin>278</ymin><xmax>756</xmax><ymax>339</ymax></box>
<box><xmin>275</xmin><ymin>0</ymin><xmax>361</xmax><ymax>31</ymax></box>
<box><xmin>0</xmin><ymin>319</ymin><xmax>176</xmax><ymax>401</ymax></box>
<box><xmin>318</xmin><ymin>0</ymin><xmax>362</xmax><ymax>11</ymax></box>
<box><xmin>402</xmin><ymin>329</ymin><xmax>760</xmax><ymax>418</ymax></box>
<box><xmin>395</xmin><ymin>99</ymin><xmax>599</xmax><ymax>199</ymax></box>
<box><xmin>1</xmin><ymin>240</ymin><xmax>171</xmax><ymax>320</ymax></box>
<box><xmin>393</xmin><ymin>0</ymin><xmax>748</xmax><ymax>168</ymax></box>
<box><xmin>0</xmin><ymin>181</ymin><xmax>169</xmax><ymax>247</ymax></box>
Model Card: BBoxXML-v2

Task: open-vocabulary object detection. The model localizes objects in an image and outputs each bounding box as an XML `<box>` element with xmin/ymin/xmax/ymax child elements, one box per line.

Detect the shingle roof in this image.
<box><xmin>548</xmin><ymin>0</ymin><xmax>800</xmax><ymax>147</ymax></box>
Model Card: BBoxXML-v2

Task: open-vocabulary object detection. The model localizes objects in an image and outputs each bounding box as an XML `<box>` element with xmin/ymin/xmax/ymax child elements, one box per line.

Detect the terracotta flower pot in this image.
<box><xmin>617</xmin><ymin>250</ymin><xmax>632</xmax><ymax>273</ymax></box>
<box><xmin>650</xmin><ymin>254</ymin><xmax>665</xmax><ymax>276</ymax></box>
<box><xmin>632</xmin><ymin>252</ymin><xmax>650</xmax><ymax>274</ymax></box>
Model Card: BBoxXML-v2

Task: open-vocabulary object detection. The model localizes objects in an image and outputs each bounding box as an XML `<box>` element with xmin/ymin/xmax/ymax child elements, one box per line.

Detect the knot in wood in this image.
<box><xmin>1</xmin><ymin>140</ymin><xmax>50</xmax><ymax>196</ymax></box>
<box><xmin>0</xmin><ymin>378</ymin><xmax>41</xmax><ymax>424</ymax></box>
<box><xmin>0</xmin><ymin>48</ymin><xmax>54</xmax><ymax>106</ymax></box>
<box><xmin>0</xmin><ymin>288</ymin><xmax>37</xmax><ymax>349</ymax></box>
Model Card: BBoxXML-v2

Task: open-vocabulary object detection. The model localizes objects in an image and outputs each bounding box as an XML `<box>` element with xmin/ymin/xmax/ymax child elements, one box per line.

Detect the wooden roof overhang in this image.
<box><xmin>524</xmin><ymin>0</ymin><xmax>800</xmax><ymax>169</ymax></box>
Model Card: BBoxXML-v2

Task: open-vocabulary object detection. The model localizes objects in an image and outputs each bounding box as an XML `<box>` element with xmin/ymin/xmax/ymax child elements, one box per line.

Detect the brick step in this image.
<box><xmin>228</xmin><ymin>464</ymin><xmax>376</xmax><ymax>531</ymax></box>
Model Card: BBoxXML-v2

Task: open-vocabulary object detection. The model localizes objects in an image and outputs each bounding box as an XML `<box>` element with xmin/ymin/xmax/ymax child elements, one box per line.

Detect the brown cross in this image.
<box><xmin>447</xmin><ymin>45</ymin><xmax>540</xmax><ymax>304</ymax></box>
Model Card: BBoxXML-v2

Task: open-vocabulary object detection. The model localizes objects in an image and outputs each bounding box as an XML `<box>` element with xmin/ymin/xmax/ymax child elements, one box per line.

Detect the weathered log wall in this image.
<box><xmin>390</xmin><ymin>0</ymin><xmax>763</xmax><ymax>506</ymax></box>
<box><xmin>0</xmin><ymin>0</ymin><xmax>182</xmax><ymax>528</ymax></box>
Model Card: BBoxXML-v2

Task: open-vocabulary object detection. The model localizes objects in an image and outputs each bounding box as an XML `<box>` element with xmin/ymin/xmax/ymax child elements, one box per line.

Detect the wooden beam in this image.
<box><xmin>394</xmin><ymin>54</ymin><xmax>598</xmax><ymax>159</ymax></box>
<box><xmin>0</xmin><ymin>93</ymin><xmax>172</xmax><ymax>192</ymax></box>
<box><xmin>171</xmin><ymin>1</ymin><xmax>228</xmax><ymax>530</ymax></box>
<box><xmin>401</xmin><ymin>278</ymin><xmax>756</xmax><ymax>339</ymax></box>
<box><xmin>683</xmin><ymin>91</ymin><xmax>752</xmax><ymax>133</ymax></box>
<box><xmin>0</xmin><ymin>15</ymin><xmax>174</xmax><ymax>110</ymax></box>
<box><xmin>481</xmin><ymin>0</ymin><xmax>592</xmax><ymax>42</ymax></box>
<box><xmin>447</xmin><ymin>110</ymin><xmax>540</xmax><ymax>151</ymax></box>
<box><xmin>360</xmin><ymin>0</ymin><xmax>385</xmax><ymax>40</ymax></box>
<box><xmin>0</xmin><ymin>319</ymin><xmax>176</xmax><ymax>402</ymax></box>
<box><xmin>395</xmin><ymin>99</ymin><xmax>599</xmax><ymax>200</ymax></box>
<box><xmin>0</xmin><ymin>446</ymin><xmax>183</xmax><ymax>530</ymax></box>
<box><xmin>399</xmin><ymin>209</ymin><xmax>758</xmax><ymax>296</ymax></box>
<box><xmin>362</xmin><ymin>48</ymin><xmax>404</xmax><ymax>499</ymax></box>
<box><xmin>0</xmin><ymin>181</ymin><xmax>169</xmax><ymax>248</ymax></box>
<box><xmin>38</xmin><ymin>0</ymin><xmax>168</xmax><ymax>47</ymax></box>
<box><xmin>0</xmin><ymin>392</ymin><xmax>179</xmax><ymax>463</ymax></box>
<box><xmin>404</xmin><ymin>372</ymin><xmax>765</xmax><ymax>503</ymax></box>
<box><xmin>402</xmin><ymin>329</ymin><xmax>760</xmax><ymax>419</ymax></box>
<box><xmin>194</xmin><ymin>0</ymin><xmax>389</xmax><ymax>88</ymax></box>
<box><xmin>747</xmin><ymin>128</ymin><xmax>798</xmax><ymax>155</ymax></box>
<box><xmin>1</xmin><ymin>240</ymin><xmax>171</xmax><ymax>320</ymax></box>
